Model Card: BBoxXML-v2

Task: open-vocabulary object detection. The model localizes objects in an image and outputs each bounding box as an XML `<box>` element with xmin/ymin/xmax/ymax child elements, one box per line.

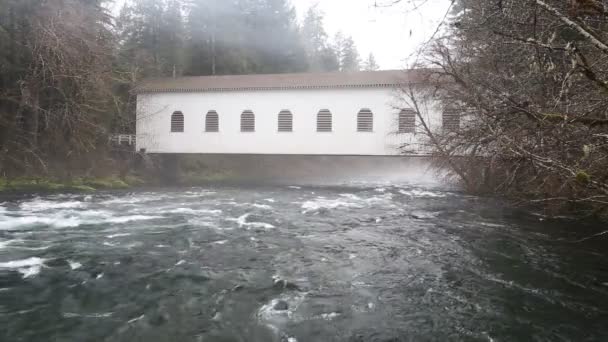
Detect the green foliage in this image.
<box><xmin>575</xmin><ymin>171</ymin><xmax>591</xmax><ymax>184</ymax></box>
<box><xmin>0</xmin><ymin>176</ymin><xmax>137</xmax><ymax>193</ymax></box>
<box><xmin>82</xmin><ymin>178</ymin><xmax>130</xmax><ymax>189</ymax></box>
<box><xmin>123</xmin><ymin>175</ymin><xmax>147</xmax><ymax>187</ymax></box>
<box><xmin>68</xmin><ymin>185</ymin><xmax>97</xmax><ymax>192</ymax></box>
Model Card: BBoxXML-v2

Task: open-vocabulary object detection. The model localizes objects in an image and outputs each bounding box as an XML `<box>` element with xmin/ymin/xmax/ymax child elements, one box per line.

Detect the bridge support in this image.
<box><xmin>159</xmin><ymin>154</ymin><xmax>180</xmax><ymax>184</ymax></box>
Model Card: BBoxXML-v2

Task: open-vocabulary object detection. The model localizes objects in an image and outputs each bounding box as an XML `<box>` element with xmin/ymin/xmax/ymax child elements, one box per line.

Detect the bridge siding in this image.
<box><xmin>136</xmin><ymin>87</ymin><xmax>442</xmax><ymax>155</ymax></box>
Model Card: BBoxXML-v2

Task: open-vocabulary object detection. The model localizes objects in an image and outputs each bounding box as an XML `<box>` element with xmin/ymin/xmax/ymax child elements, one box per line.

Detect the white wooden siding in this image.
<box><xmin>136</xmin><ymin>87</ymin><xmax>443</xmax><ymax>155</ymax></box>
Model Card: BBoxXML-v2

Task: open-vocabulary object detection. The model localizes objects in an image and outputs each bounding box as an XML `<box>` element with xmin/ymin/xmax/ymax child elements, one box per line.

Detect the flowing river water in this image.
<box><xmin>0</xmin><ymin>183</ymin><xmax>607</xmax><ymax>341</ymax></box>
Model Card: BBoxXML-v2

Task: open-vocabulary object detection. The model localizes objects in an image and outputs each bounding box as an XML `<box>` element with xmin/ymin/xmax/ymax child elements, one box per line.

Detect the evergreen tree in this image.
<box><xmin>184</xmin><ymin>0</ymin><xmax>307</xmax><ymax>75</ymax></box>
<box><xmin>301</xmin><ymin>5</ymin><xmax>339</xmax><ymax>71</ymax></box>
<box><xmin>338</xmin><ymin>36</ymin><xmax>360</xmax><ymax>72</ymax></box>
<box><xmin>363</xmin><ymin>53</ymin><xmax>380</xmax><ymax>71</ymax></box>
<box><xmin>116</xmin><ymin>0</ymin><xmax>185</xmax><ymax>78</ymax></box>
<box><xmin>239</xmin><ymin>0</ymin><xmax>308</xmax><ymax>73</ymax></box>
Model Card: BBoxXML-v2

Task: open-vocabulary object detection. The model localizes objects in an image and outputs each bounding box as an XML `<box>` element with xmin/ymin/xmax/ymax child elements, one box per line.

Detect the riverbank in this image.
<box><xmin>0</xmin><ymin>172</ymin><xmax>234</xmax><ymax>195</ymax></box>
<box><xmin>0</xmin><ymin>176</ymin><xmax>143</xmax><ymax>194</ymax></box>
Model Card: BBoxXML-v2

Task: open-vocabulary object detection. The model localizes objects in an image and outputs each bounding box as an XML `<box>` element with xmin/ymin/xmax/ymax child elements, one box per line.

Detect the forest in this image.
<box><xmin>0</xmin><ymin>0</ymin><xmax>376</xmax><ymax>180</ymax></box>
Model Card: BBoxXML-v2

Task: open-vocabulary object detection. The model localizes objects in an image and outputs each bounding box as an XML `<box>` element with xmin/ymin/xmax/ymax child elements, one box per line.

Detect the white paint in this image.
<box><xmin>136</xmin><ymin>86</ymin><xmax>442</xmax><ymax>155</ymax></box>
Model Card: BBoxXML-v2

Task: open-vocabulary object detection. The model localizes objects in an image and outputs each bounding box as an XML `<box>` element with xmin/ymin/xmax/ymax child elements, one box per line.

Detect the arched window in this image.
<box><xmin>317</xmin><ymin>109</ymin><xmax>332</xmax><ymax>132</ymax></box>
<box><xmin>398</xmin><ymin>109</ymin><xmax>416</xmax><ymax>133</ymax></box>
<box><xmin>205</xmin><ymin>110</ymin><xmax>219</xmax><ymax>132</ymax></box>
<box><xmin>241</xmin><ymin>110</ymin><xmax>255</xmax><ymax>132</ymax></box>
<box><xmin>278</xmin><ymin>110</ymin><xmax>293</xmax><ymax>132</ymax></box>
<box><xmin>171</xmin><ymin>111</ymin><xmax>184</xmax><ymax>132</ymax></box>
<box><xmin>442</xmin><ymin>107</ymin><xmax>460</xmax><ymax>131</ymax></box>
<box><xmin>357</xmin><ymin>108</ymin><xmax>373</xmax><ymax>132</ymax></box>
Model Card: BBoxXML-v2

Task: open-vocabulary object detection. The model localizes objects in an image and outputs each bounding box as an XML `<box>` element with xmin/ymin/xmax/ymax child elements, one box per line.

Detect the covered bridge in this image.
<box><xmin>135</xmin><ymin>69</ymin><xmax>453</xmax><ymax>156</ymax></box>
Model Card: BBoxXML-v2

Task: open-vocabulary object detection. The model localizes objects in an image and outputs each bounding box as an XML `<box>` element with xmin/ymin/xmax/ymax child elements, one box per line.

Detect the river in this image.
<box><xmin>0</xmin><ymin>183</ymin><xmax>607</xmax><ymax>341</ymax></box>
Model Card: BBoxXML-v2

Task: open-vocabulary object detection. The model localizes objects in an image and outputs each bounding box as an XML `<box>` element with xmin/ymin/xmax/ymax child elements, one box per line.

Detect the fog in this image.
<box><xmin>176</xmin><ymin>155</ymin><xmax>444</xmax><ymax>186</ymax></box>
<box><xmin>109</xmin><ymin>0</ymin><xmax>452</xmax><ymax>69</ymax></box>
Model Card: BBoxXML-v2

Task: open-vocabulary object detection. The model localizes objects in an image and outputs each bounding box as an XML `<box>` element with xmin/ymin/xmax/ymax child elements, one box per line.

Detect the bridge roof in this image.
<box><xmin>136</xmin><ymin>69</ymin><xmax>433</xmax><ymax>93</ymax></box>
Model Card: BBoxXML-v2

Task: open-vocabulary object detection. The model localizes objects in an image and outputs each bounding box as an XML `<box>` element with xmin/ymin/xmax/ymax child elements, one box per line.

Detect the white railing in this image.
<box><xmin>110</xmin><ymin>134</ymin><xmax>136</xmax><ymax>146</ymax></box>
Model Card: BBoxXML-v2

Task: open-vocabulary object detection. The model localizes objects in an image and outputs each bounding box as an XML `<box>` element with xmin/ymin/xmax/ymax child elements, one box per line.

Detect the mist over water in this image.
<box><xmin>180</xmin><ymin>155</ymin><xmax>445</xmax><ymax>186</ymax></box>
<box><xmin>0</xmin><ymin>168</ymin><xmax>607</xmax><ymax>341</ymax></box>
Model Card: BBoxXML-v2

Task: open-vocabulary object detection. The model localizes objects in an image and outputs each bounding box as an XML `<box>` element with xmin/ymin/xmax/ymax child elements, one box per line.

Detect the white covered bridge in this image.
<box><xmin>135</xmin><ymin>70</ymin><xmax>456</xmax><ymax>156</ymax></box>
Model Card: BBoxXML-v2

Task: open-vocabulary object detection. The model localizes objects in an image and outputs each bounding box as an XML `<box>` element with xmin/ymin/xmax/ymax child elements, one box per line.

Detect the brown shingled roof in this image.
<box><xmin>136</xmin><ymin>69</ymin><xmax>431</xmax><ymax>93</ymax></box>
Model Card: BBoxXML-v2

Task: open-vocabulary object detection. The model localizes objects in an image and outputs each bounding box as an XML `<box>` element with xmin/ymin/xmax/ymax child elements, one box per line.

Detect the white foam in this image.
<box><xmin>165</xmin><ymin>208</ymin><xmax>222</xmax><ymax>215</ymax></box>
<box><xmin>0</xmin><ymin>257</ymin><xmax>46</xmax><ymax>268</ymax></box>
<box><xmin>0</xmin><ymin>257</ymin><xmax>46</xmax><ymax>278</ymax></box>
<box><xmin>364</xmin><ymin>193</ymin><xmax>394</xmax><ymax>205</ymax></box>
<box><xmin>167</xmin><ymin>207</ymin><xmax>196</xmax><ymax>214</ymax></box>
<box><xmin>252</xmin><ymin>204</ymin><xmax>273</xmax><ymax>210</ymax></box>
<box><xmin>301</xmin><ymin>197</ymin><xmax>364</xmax><ymax>213</ymax></box>
<box><xmin>0</xmin><ymin>209</ymin><xmax>159</xmax><ymax>230</ymax></box>
<box><xmin>339</xmin><ymin>193</ymin><xmax>363</xmax><ymax>200</ymax></box>
<box><xmin>183</xmin><ymin>190</ymin><xmax>216</xmax><ymax>197</ymax></box>
<box><xmin>63</xmin><ymin>312</ymin><xmax>113</xmax><ymax>318</ymax></box>
<box><xmin>399</xmin><ymin>189</ymin><xmax>447</xmax><ymax>198</ymax></box>
<box><xmin>96</xmin><ymin>273</ymin><xmax>104</xmax><ymax>279</ymax></box>
<box><xmin>320</xmin><ymin>312</ymin><xmax>340</xmax><ymax>320</ymax></box>
<box><xmin>175</xmin><ymin>260</ymin><xmax>186</xmax><ymax>266</ymax></box>
<box><xmin>106</xmin><ymin>233</ymin><xmax>131</xmax><ymax>239</ymax></box>
<box><xmin>288</xmin><ymin>186</ymin><xmax>301</xmax><ymax>189</ymax></box>
<box><xmin>264</xmin><ymin>198</ymin><xmax>276</xmax><ymax>203</ymax></box>
<box><xmin>18</xmin><ymin>265</ymin><xmax>41</xmax><ymax>278</ymax></box>
<box><xmin>187</xmin><ymin>218</ymin><xmax>218</xmax><ymax>228</ymax></box>
<box><xmin>68</xmin><ymin>260</ymin><xmax>82</xmax><ymax>270</ymax></box>
<box><xmin>104</xmin><ymin>215</ymin><xmax>162</xmax><ymax>224</ymax></box>
<box><xmin>21</xmin><ymin>199</ymin><xmax>84</xmax><ymax>211</ymax></box>
<box><xmin>100</xmin><ymin>194</ymin><xmax>164</xmax><ymax>205</ymax></box>
<box><xmin>127</xmin><ymin>314</ymin><xmax>145</xmax><ymax>323</ymax></box>
<box><xmin>287</xmin><ymin>338</ymin><xmax>297</xmax><ymax>342</ymax></box>
<box><xmin>257</xmin><ymin>299</ymin><xmax>293</xmax><ymax>320</ymax></box>
<box><xmin>228</xmin><ymin>214</ymin><xmax>275</xmax><ymax>229</ymax></box>
<box><xmin>0</xmin><ymin>239</ymin><xmax>21</xmax><ymax>249</ymax></box>
<box><xmin>212</xmin><ymin>240</ymin><xmax>228</xmax><ymax>245</ymax></box>
<box><xmin>0</xmin><ymin>215</ymin><xmax>81</xmax><ymax>230</ymax></box>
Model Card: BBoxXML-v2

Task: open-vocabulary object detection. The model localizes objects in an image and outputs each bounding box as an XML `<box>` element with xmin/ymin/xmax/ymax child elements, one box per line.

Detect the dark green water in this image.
<box><xmin>0</xmin><ymin>184</ymin><xmax>606</xmax><ymax>341</ymax></box>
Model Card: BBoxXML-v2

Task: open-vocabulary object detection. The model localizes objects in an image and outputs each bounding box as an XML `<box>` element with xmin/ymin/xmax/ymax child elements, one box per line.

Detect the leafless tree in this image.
<box><xmin>0</xmin><ymin>0</ymin><xmax>117</xmax><ymax>178</ymax></box>
<box><xmin>400</xmin><ymin>0</ymin><xmax>608</xmax><ymax>215</ymax></box>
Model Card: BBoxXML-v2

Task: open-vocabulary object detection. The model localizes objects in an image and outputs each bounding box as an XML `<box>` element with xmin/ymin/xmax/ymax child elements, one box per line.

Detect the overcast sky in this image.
<box><xmin>109</xmin><ymin>0</ymin><xmax>451</xmax><ymax>70</ymax></box>
<box><xmin>292</xmin><ymin>0</ymin><xmax>451</xmax><ymax>69</ymax></box>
